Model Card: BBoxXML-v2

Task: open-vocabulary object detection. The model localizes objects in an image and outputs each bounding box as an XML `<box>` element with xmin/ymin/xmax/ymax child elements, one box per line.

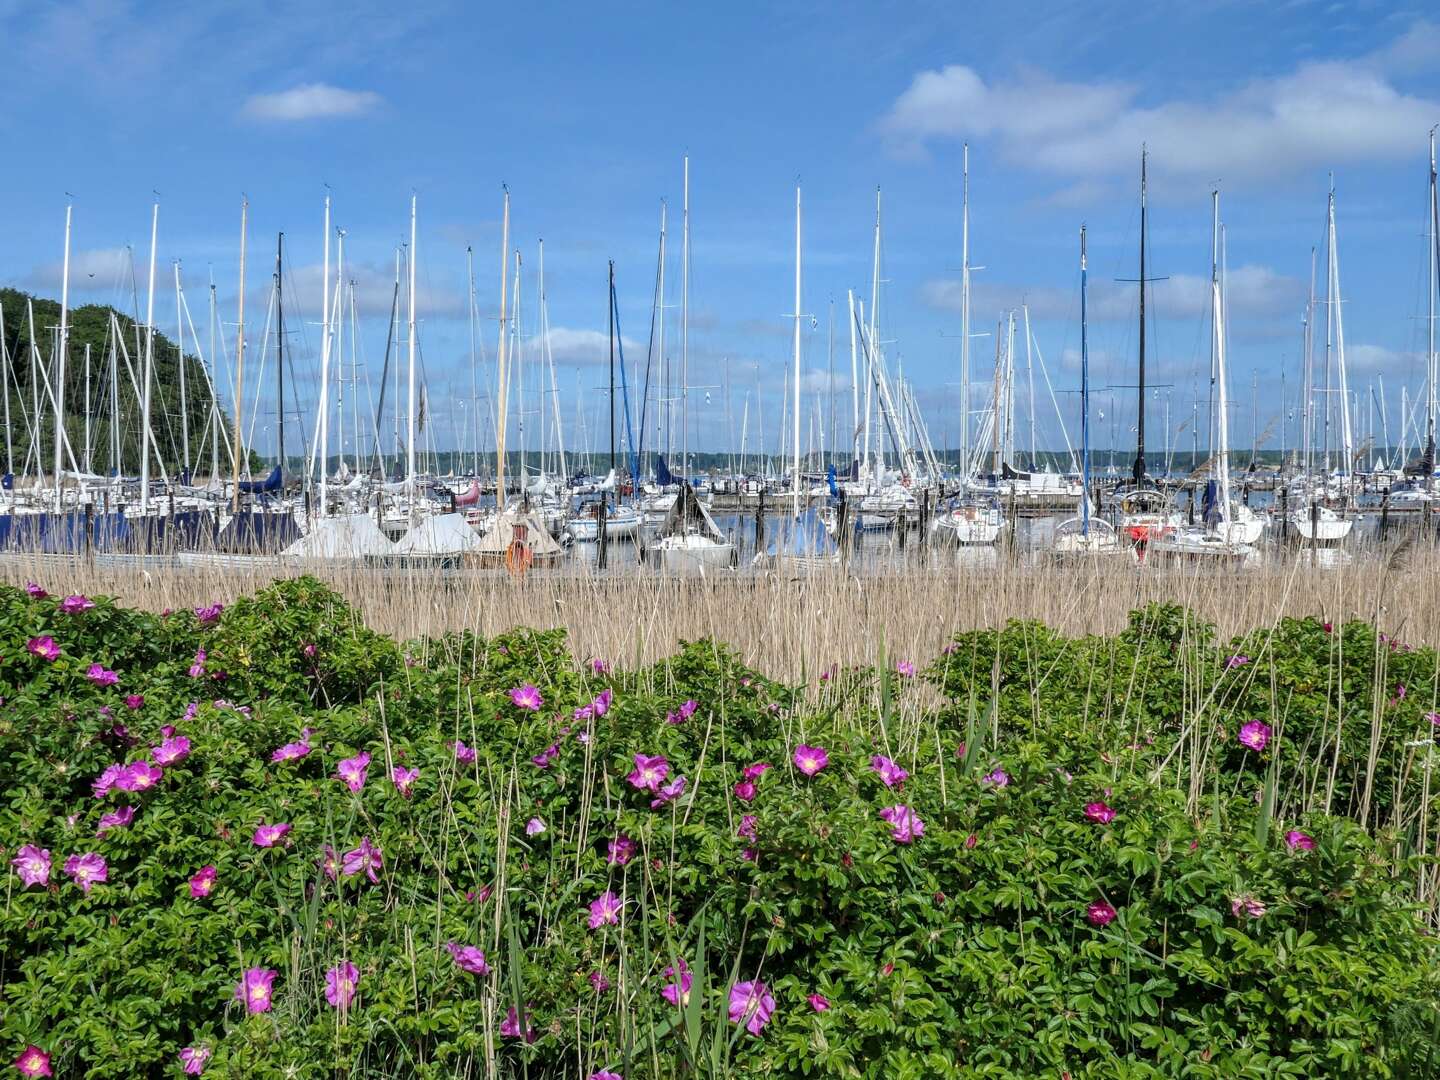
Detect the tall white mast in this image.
<box><xmin>1330</xmin><ymin>188</ymin><xmax>1353</xmax><ymax>498</ymax></box>
<box><xmin>318</xmin><ymin>194</ymin><xmax>333</xmax><ymax>513</ymax></box>
<box><xmin>1211</xmin><ymin>190</ymin><xmax>1232</xmax><ymax>529</ymax></box>
<box><xmin>174</xmin><ymin>262</ymin><xmax>189</xmax><ymax>477</ymax></box>
<box><xmin>682</xmin><ymin>157</ymin><xmax>691</xmax><ymax>485</ymax></box>
<box><xmin>139</xmin><ymin>200</ymin><xmax>158</xmax><ymax>513</ymax></box>
<box><xmin>960</xmin><ymin>144</ymin><xmax>971</xmax><ymax>480</ymax></box>
<box><xmin>494</xmin><ymin>189</ymin><xmax>511</xmax><ymax>508</ymax></box>
<box><xmin>1</xmin><ymin>300</ymin><xmax>11</xmax><ymax>480</ymax></box>
<box><xmin>867</xmin><ymin>189</ymin><xmax>881</xmax><ymax>478</ymax></box>
<box><xmin>657</xmin><ymin>200</ymin><xmax>667</xmax><ymax>462</ymax></box>
<box><xmin>847</xmin><ymin>289</ymin><xmax>859</xmax><ymax>468</ymax></box>
<box><xmin>539</xmin><ymin>238</ymin><xmax>566</xmax><ymax>481</ymax></box>
<box><xmin>230</xmin><ymin>197</ymin><xmax>248</xmax><ymax>511</ymax></box>
<box><xmin>53</xmin><ymin>202</ymin><xmax>72</xmax><ymax>510</ymax></box>
<box><xmin>792</xmin><ymin>184</ymin><xmax>803</xmax><ymax>518</ymax></box>
<box><xmin>406</xmin><ymin>194</ymin><xmax>418</xmax><ymax>505</ymax></box>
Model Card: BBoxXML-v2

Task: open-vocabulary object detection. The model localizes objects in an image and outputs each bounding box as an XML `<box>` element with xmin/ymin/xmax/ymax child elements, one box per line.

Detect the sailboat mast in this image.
<box><xmin>175</xmin><ymin>261</ymin><xmax>190</xmax><ymax>478</ymax></box>
<box><xmin>230</xmin><ymin>198</ymin><xmax>247</xmax><ymax>512</ymax></box>
<box><xmin>495</xmin><ymin>189</ymin><xmax>510</xmax><ymax>507</ymax></box>
<box><xmin>140</xmin><ymin>200</ymin><xmax>158</xmax><ymax>513</ymax></box>
<box><xmin>1133</xmin><ymin>147</ymin><xmax>1147</xmax><ymax>484</ymax></box>
<box><xmin>960</xmin><ymin>143</ymin><xmax>971</xmax><ymax>481</ymax></box>
<box><xmin>1212</xmin><ymin>190</ymin><xmax>1231</xmax><ymax>529</ymax></box>
<box><xmin>683</xmin><ymin>157</ymin><xmax>691</xmax><ymax>491</ymax></box>
<box><xmin>1080</xmin><ymin>225</ymin><xmax>1090</xmax><ymax>535</ymax></box>
<box><xmin>1427</xmin><ymin>126</ymin><xmax>1438</xmax><ymax>490</ymax></box>
<box><xmin>53</xmin><ymin>202</ymin><xmax>72</xmax><ymax>511</ymax></box>
<box><xmin>792</xmin><ymin>184</ymin><xmax>802</xmax><ymax>519</ymax></box>
<box><xmin>275</xmin><ymin>233</ymin><xmax>285</xmax><ymax>487</ymax></box>
<box><xmin>406</xmin><ymin>195</ymin><xmax>418</xmax><ymax>506</ymax></box>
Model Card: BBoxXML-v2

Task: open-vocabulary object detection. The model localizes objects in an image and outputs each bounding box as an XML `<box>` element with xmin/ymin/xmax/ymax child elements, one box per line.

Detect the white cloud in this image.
<box><xmin>921</xmin><ymin>263</ymin><xmax>1303</xmax><ymax>326</ymax></box>
<box><xmin>879</xmin><ymin>21</ymin><xmax>1440</xmax><ymax>186</ymax></box>
<box><xmin>241</xmin><ymin>83</ymin><xmax>382</xmax><ymax>122</ymax></box>
<box><xmin>541</xmin><ymin>327</ymin><xmax>641</xmax><ymax>366</ymax></box>
<box><xmin>27</xmin><ymin>247</ymin><xmax>135</xmax><ymax>291</ymax></box>
<box><xmin>284</xmin><ymin>260</ymin><xmax>465</xmax><ymax>320</ymax></box>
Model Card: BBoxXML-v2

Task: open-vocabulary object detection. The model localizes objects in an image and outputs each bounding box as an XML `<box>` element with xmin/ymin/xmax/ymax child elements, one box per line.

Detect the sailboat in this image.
<box><xmin>1054</xmin><ymin>225</ymin><xmax>1126</xmax><ymax>558</ymax></box>
<box><xmin>934</xmin><ymin>145</ymin><xmax>1005</xmax><ymax>547</ymax></box>
<box><xmin>1288</xmin><ymin>182</ymin><xmax>1354</xmax><ymax>545</ymax></box>
<box><xmin>1113</xmin><ymin>148</ymin><xmax>1182</xmax><ymax>551</ymax></box>
<box><xmin>652</xmin><ymin>158</ymin><xmax>736</xmax><ymax>574</ymax></box>
<box><xmin>1152</xmin><ymin>191</ymin><xmax>1258</xmax><ymax>563</ymax></box>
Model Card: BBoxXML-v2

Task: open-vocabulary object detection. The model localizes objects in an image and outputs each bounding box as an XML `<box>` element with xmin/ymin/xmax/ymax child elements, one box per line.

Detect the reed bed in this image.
<box><xmin>2</xmin><ymin>544</ymin><xmax>1433</xmax><ymax>679</ymax></box>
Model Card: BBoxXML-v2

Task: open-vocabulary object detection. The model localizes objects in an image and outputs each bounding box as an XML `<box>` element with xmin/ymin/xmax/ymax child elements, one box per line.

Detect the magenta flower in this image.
<box><xmin>737</xmin><ymin>815</ymin><xmax>758</xmax><ymax>841</ymax></box>
<box><xmin>13</xmin><ymin>1045</ymin><xmax>52</xmax><ymax>1078</ymax></box>
<box><xmin>24</xmin><ymin>581</ymin><xmax>47</xmax><ymax>599</ymax></box>
<box><xmin>1231</xmin><ymin>895</ymin><xmax>1267</xmax><ymax>919</ymax></box>
<box><xmin>58</xmin><ymin>594</ymin><xmax>95</xmax><ymax>614</ymax></box>
<box><xmin>27</xmin><ymin>636</ymin><xmax>60</xmax><ymax>662</ymax></box>
<box><xmin>342</xmin><ymin>837</ymin><xmax>383</xmax><ymax>883</ymax></box>
<box><xmin>86</xmin><ymin>663</ymin><xmax>120</xmax><ymax>687</ymax></box>
<box><xmin>525</xmin><ymin>817</ymin><xmax>546</xmax><ymax>836</ymax></box>
<box><xmin>500</xmin><ymin>1005</ymin><xmax>536</xmax><ymax>1042</ymax></box>
<box><xmin>325</xmin><ymin>960</ymin><xmax>360</xmax><ymax>1009</ymax></box>
<box><xmin>336</xmin><ymin>751</ymin><xmax>371</xmax><ymax>793</ymax></box>
<box><xmin>235</xmin><ymin>967</ymin><xmax>277</xmax><ymax>1013</ymax></box>
<box><xmin>531</xmin><ymin>743</ymin><xmax>560</xmax><ymax>768</ymax></box>
<box><xmin>793</xmin><ymin>745</ymin><xmax>829</xmax><ymax>777</ymax></box>
<box><xmin>1427</xmin><ymin>712</ymin><xmax>1440</xmax><ymax>727</ymax></box>
<box><xmin>189</xmin><ymin>865</ymin><xmax>217</xmax><ymax>898</ymax></box>
<box><xmin>92</xmin><ymin>763</ymin><xmax>125</xmax><ymax>799</ymax></box>
<box><xmin>870</xmin><ymin>754</ymin><xmax>908</xmax><ymax>788</ymax></box>
<box><xmin>728</xmin><ymin>979</ymin><xmax>776</xmax><ymax>1035</ymax></box>
<box><xmin>252</xmin><ymin>823</ymin><xmax>292</xmax><ymax>847</ymax></box>
<box><xmin>65</xmin><ymin>852</ymin><xmax>107</xmax><ymax>894</ymax></box>
<box><xmin>1238</xmin><ymin>721</ymin><xmax>1271</xmax><ymax>752</ymax></box>
<box><xmin>982</xmin><ymin>768</ymin><xmax>1010</xmax><ymax>788</ymax></box>
<box><xmin>152</xmin><ymin>735</ymin><xmax>192</xmax><ymax>768</ymax></box>
<box><xmin>588</xmin><ymin>890</ymin><xmax>623</xmax><ymax>929</ymax></box>
<box><xmin>271</xmin><ymin>740</ymin><xmax>311</xmax><ymax>763</ymax></box>
<box><xmin>1285</xmin><ymin>829</ymin><xmax>1316</xmax><ymax>851</ymax></box>
<box><xmin>878</xmin><ymin>804</ymin><xmax>924</xmax><ymax>844</ymax></box>
<box><xmin>12</xmin><ymin>845</ymin><xmax>51</xmax><ymax>887</ymax></box>
<box><xmin>734</xmin><ymin>779</ymin><xmax>756</xmax><ymax>802</ymax></box>
<box><xmin>592</xmin><ymin>688</ymin><xmax>614</xmax><ymax>716</ymax></box>
<box><xmin>97</xmin><ymin>806</ymin><xmax>136</xmax><ymax>836</ymax></box>
<box><xmin>194</xmin><ymin>603</ymin><xmax>224</xmax><ymax>625</ymax></box>
<box><xmin>660</xmin><ymin>959</ymin><xmax>693</xmax><ymax>1006</ymax></box>
<box><xmin>179</xmin><ymin>1046</ymin><xmax>211</xmax><ymax>1075</ymax></box>
<box><xmin>1087</xmin><ymin>900</ymin><xmax>1117</xmax><ymax>927</ymax></box>
<box><xmin>188</xmin><ymin>648</ymin><xmax>207</xmax><ymax>678</ymax></box>
<box><xmin>452</xmin><ymin>740</ymin><xmax>477</xmax><ymax>764</ymax></box>
<box><xmin>965</xmin><ymin>832</ymin><xmax>978</xmax><ymax>849</ymax></box>
<box><xmin>509</xmin><ymin>684</ymin><xmax>544</xmax><ymax>711</ymax></box>
<box><xmin>391</xmin><ymin>766</ymin><xmax>419</xmax><ymax>797</ymax></box>
<box><xmin>589</xmin><ymin>969</ymin><xmax>612</xmax><ymax>993</ymax></box>
<box><xmin>302</xmin><ymin>642</ymin><xmax>318</xmax><ymax>659</ymax></box>
<box><xmin>119</xmin><ymin>760</ymin><xmax>163</xmax><ymax>791</ymax></box>
<box><xmin>895</xmin><ymin>660</ymin><xmax>916</xmax><ymax>677</ymax></box>
<box><xmin>1084</xmin><ymin>801</ymin><xmax>1116</xmax><ymax>824</ymax></box>
<box><xmin>321</xmin><ymin>845</ymin><xmax>340</xmax><ymax>881</ymax></box>
<box><xmin>742</xmin><ymin>762</ymin><xmax>772</xmax><ymax>782</ymax></box>
<box><xmin>1226</xmin><ymin>654</ymin><xmax>1251</xmax><ymax>669</ymax></box>
<box><xmin>608</xmin><ymin>835</ymin><xmax>637</xmax><ymax>865</ymax></box>
<box><xmin>124</xmin><ymin>693</ymin><xmax>145</xmax><ymax>710</ymax></box>
<box><xmin>650</xmin><ymin>776</ymin><xmax>687</xmax><ymax>809</ymax></box>
<box><xmin>627</xmin><ymin>753</ymin><xmax>670</xmax><ymax>792</ymax></box>
<box><xmin>588</xmin><ymin>1072</ymin><xmax>622</xmax><ymax>1080</ymax></box>
<box><xmin>808</xmin><ymin>993</ymin><xmax>830</xmax><ymax>1012</ymax></box>
<box><xmin>591</xmin><ymin>658</ymin><xmax>610</xmax><ymax>674</ymax></box>
<box><xmin>447</xmin><ymin>941</ymin><xmax>491</xmax><ymax>974</ymax></box>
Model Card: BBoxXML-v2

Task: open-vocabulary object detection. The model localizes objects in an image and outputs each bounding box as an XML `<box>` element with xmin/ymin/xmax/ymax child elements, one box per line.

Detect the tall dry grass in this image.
<box><xmin>1</xmin><ymin>542</ymin><xmax>1431</xmax><ymax>677</ymax></box>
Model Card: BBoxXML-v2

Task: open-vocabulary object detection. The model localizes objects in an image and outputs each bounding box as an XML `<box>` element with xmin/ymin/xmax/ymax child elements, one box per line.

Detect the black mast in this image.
<box><xmin>275</xmin><ymin>233</ymin><xmax>285</xmax><ymax>484</ymax></box>
<box><xmin>1133</xmin><ymin>147</ymin><xmax>1147</xmax><ymax>485</ymax></box>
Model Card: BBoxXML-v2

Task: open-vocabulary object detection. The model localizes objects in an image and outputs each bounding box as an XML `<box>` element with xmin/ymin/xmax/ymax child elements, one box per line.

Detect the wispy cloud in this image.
<box><xmin>241</xmin><ymin>83</ymin><xmax>383</xmax><ymax>122</ymax></box>
<box><xmin>878</xmin><ymin>20</ymin><xmax>1440</xmax><ymax>189</ymax></box>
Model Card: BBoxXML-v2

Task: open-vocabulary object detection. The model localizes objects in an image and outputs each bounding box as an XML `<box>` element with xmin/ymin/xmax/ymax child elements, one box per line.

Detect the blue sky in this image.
<box><xmin>3</xmin><ymin>0</ymin><xmax>1439</xmax><ymax>464</ymax></box>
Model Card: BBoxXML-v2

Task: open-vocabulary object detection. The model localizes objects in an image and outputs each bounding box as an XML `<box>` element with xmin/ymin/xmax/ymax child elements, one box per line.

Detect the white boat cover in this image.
<box><xmin>283</xmin><ymin>514</ymin><xmax>396</xmax><ymax>559</ymax></box>
<box><xmin>392</xmin><ymin>513</ymin><xmax>486</xmax><ymax>556</ymax></box>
